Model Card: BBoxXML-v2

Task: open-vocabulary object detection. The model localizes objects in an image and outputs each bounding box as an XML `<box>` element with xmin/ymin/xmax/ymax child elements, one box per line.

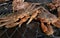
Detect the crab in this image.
<box><xmin>0</xmin><ymin>0</ymin><xmax>60</xmax><ymax>36</ymax></box>
<box><xmin>35</xmin><ymin>7</ymin><xmax>60</xmax><ymax>35</ymax></box>
<box><xmin>0</xmin><ymin>0</ymin><xmax>41</xmax><ymax>28</ymax></box>
<box><xmin>47</xmin><ymin>0</ymin><xmax>60</xmax><ymax>18</ymax></box>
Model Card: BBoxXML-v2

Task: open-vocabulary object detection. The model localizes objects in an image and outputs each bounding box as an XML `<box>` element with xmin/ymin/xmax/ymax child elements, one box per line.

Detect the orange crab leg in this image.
<box><xmin>38</xmin><ymin>18</ymin><xmax>54</xmax><ymax>35</ymax></box>
<box><xmin>5</xmin><ymin>15</ymin><xmax>29</xmax><ymax>28</ymax></box>
<box><xmin>41</xmin><ymin>22</ymin><xmax>48</xmax><ymax>33</ymax></box>
<box><xmin>41</xmin><ymin>22</ymin><xmax>54</xmax><ymax>35</ymax></box>
<box><xmin>27</xmin><ymin>10</ymin><xmax>39</xmax><ymax>24</ymax></box>
<box><xmin>18</xmin><ymin>15</ymin><xmax>30</xmax><ymax>27</ymax></box>
<box><xmin>45</xmin><ymin>24</ymin><xmax>54</xmax><ymax>35</ymax></box>
<box><xmin>5</xmin><ymin>22</ymin><xmax>19</xmax><ymax>28</ymax></box>
<box><xmin>53</xmin><ymin>19</ymin><xmax>60</xmax><ymax>28</ymax></box>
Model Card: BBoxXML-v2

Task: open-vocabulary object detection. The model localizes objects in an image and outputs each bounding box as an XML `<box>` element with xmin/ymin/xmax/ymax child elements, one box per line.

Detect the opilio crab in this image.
<box><xmin>47</xmin><ymin>0</ymin><xmax>60</xmax><ymax>17</ymax></box>
<box><xmin>0</xmin><ymin>0</ymin><xmax>60</xmax><ymax>36</ymax></box>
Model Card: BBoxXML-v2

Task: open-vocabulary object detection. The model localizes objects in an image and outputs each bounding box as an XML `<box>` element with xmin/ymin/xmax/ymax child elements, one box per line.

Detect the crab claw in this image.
<box><xmin>45</xmin><ymin>24</ymin><xmax>54</xmax><ymax>35</ymax></box>
<box><xmin>53</xmin><ymin>20</ymin><xmax>60</xmax><ymax>28</ymax></box>
<box><xmin>41</xmin><ymin>22</ymin><xmax>48</xmax><ymax>33</ymax></box>
<box><xmin>41</xmin><ymin>22</ymin><xmax>54</xmax><ymax>35</ymax></box>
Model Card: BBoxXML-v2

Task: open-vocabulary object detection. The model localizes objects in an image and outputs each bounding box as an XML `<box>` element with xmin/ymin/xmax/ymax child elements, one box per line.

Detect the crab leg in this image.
<box><xmin>27</xmin><ymin>10</ymin><xmax>40</xmax><ymax>24</ymax></box>
<box><xmin>5</xmin><ymin>22</ymin><xmax>19</xmax><ymax>28</ymax></box>
<box><xmin>41</xmin><ymin>22</ymin><xmax>48</xmax><ymax>33</ymax></box>
<box><xmin>5</xmin><ymin>15</ymin><xmax>29</xmax><ymax>28</ymax></box>
<box><xmin>40</xmin><ymin>18</ymin><xmax>54</xmax><ymax>35</ymax></box>
<box><xmin>45</xmin><ymin>24</ymin><xmax>54</xmax><ymax>35</ymax></box>
<box><xmin>27</xmin><ymin>6</ymin><xmax>42</xmax><ymax>24</ymax></box>
<box><xmin>18</xmin><ymin>15</ymin><xmax>30</xmax><ymax>27</ymax></box>
<box><xmin>0</xmin><ymin>16</ymin><xmax>19</xmax><ymax>27</ymax></box>
<box><xmin>0</xmin><ymin>19</ymin><xmax>11</xmax><ymax>22</ymax></box>
<box><xmin>53</xmin><ymin>19</ymin><xmax>60</xmax><ymax>28</ymax></box>
<box><xmin>0</xmin><ymin>16</ymin><xmax>14</xmax><ymax>22</ymax></box>
<box><xmin>0</xmin><ymin>13</ymin><xmax>18</xmax><ymax>22</ymax></box>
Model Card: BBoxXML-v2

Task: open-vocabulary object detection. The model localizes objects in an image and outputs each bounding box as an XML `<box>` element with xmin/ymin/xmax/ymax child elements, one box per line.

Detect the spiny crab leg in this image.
<box><xmin>0</xmin><ymin>14</ymin><xmax>18</xmax><ymax>22</ymax></box>
<box><xmin>23</xmin><ymin>3</ymin><xmax>41</xmax><ymax>15</ymax></box>
<box><xmin>41</xmin><ymin>22</ymin><xmax>48</xmax><ymax>33</ymax></box>
<box><xmin>40</xmin><ymin>19</ymin><xmax>54</xmax><ymax>35</ymax></box>
<box><xmin>0</xmin><ymin>19</ymin><xmax>18</xmax><ymax>27</ymax></box>
<box><xmin>27</xmin><ymin>6</ymin><xmax>43</xmax><ymax>24</ymax></box>
<box><xmin>45</xmin><ymin>24</ymin><xmax>54</xmax><ymax>35</ymax></box>
<box><xmin>0</xmin><ymin>16</ymin><xmax>15</xmax><ymax>22</ymax></box>
<box><xmin>0</xmin><ymin>15</ymin><xmax>19</xmax><ymax>27</ymax></box>
<box><xmin>0</xmin><ymin>19</ymin><xmax>10</xmax><ymax>22</ymax></box>
<box><xmin>53</xmin><ymin>20</ymin><xmax>60</xmax><ymax>28</ymax></box>
<box><xmin>18</xmin><ymin>15</ymin><xmax>30</xmax><ymax>27</ymax></box>
<box><xmin>27</xmin><ymin>10</ymin><xmax>40</xmax><ymax>24</ymax></box>
<box><xmin>5</xmin><ymin>15</ymin><xmax>30</xmax><ymax>28</ymax></box>
<box><xmin>29</xmin><ymin>3</ymin><xmax>40</xmax><ymax>11</ymax></box>
<box><xmin>5</xmin><ymin>22</ymin><xmax>19</xmax><ymax>28</ymax></box>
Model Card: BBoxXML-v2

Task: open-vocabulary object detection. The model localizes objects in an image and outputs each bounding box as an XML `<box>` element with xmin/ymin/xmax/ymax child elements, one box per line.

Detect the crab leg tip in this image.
<box><xmin>26</xmin><ymin>18</ymin><xmax>32</xmax><ymax>25</ymax></box>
